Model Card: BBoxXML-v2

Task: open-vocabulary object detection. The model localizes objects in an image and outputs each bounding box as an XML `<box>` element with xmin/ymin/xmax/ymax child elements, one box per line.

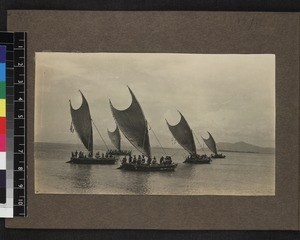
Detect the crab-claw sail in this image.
<box><xmin>166</xmin><ymin>111</ymin><xmax>196</xmax><ymax>155</ymax></box>
<box><xmin>202</xmin><ymin>132</ymin><xmax>217</xmax><ymax>155</ymax></box>
<box><xmin>109</xmin><ymin>87</ymin><xmax>151</xmax><ymax>158</ymax></box>
<box><xmin>69</xmin><ymin>91</ymin><xmax>93</xmax><ymax>154</ymax></box>
<box><xmin>107</xmin><ymin>125</ymin><xmax>121</xmax><ymax>151</ymax></box>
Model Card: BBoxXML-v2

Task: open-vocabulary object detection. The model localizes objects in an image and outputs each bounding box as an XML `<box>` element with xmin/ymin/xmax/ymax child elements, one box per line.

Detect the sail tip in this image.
<box><xmin>127</xmin><ymin>85</ymin><xmax>132</xmax><ymax>92</ymax></box>
<box><xmin>78</xmin><ymin>90</ymin><xmax>85</xmax><ymax>100</ymax></box>
<box><xmin>176</xmin><ymin>110</ymin><xmax>184</xmax><ymax>118</ymax></box>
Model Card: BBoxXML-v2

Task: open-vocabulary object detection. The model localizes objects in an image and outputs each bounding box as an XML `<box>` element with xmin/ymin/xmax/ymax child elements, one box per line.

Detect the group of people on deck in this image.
<box><xmin>71</xmin><ymin>150</ymin><xmax>113</xmax><ymax>159</ymax></box>
<box><xmin>71</xmin><ymin>150</ymin><xmax>88</xmax><ymax>158</ymax></box>
<box><xmin>121</xmin><ymin>155</ymin><xmax>173</xmax><ymax>165</ymax></box>
<box><xmin>95</xmin><ymin>152</ymin><xmax>113</xmax><ymax>159</ymax></box>
<box><xmin>106</xmin><ymin>149</ymin><xmax>132</xmax><ymax>156</ymax></box>
<box><xmin>187</xmin><ymin>153</ymin><xmax>210</xmax><ymax>160</ymax></box>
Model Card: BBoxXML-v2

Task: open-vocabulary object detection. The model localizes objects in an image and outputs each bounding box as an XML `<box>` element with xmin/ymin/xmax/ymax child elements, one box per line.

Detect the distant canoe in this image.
<box><xmin>107</xmin><ymin>125</ymin><xmax>132</xmax><ymax>156</ymax></box>
<box><xmin>184</xmin><ymin>155</ymin><xmax>211</xmax><ymax>164</ymax></box>
<box><xmin>166</xmin><ymin>111</ymin><xmax>211</xmax><ymax>164</ymax></box>
<box><xmin>202</xmin><ymin>132</ymin><xmax>226</xmax><ymax>159</ymax></box>
<box><xmin>106</xmin><ymin>149</ymin><xmax>132</xmax><ymax>156</ymax></box>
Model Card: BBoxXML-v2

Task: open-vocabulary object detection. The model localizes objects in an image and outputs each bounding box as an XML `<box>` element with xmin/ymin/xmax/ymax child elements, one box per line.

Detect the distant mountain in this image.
<box><xmin>216</xmin><ymin>141</ymin><xmax>275</xmax><ymax>154</ymax></box>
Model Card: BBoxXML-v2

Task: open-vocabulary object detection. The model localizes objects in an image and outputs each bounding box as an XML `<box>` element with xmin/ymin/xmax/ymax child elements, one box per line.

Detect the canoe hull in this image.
<box><xmin>118</xmin><ymin>163</ymin><xmax>178</xmax><ymax>172</ymax></box>
<box><xmin>184</xmin><ymin>156</ymin><xmax>211</xmax><ymax>164</ymax></box>
<box><xmin>107</xmin><ymin>150</ymin><xmax>132</xmax><ymax>156</ymax></box>
<box><xmin>66</xmin><ymin>157</ymin><xmax>116</xmax><ymax>165</ymax></box>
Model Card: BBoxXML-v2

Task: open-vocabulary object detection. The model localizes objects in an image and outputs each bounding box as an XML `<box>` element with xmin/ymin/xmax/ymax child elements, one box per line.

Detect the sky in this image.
<box><xmin>34</xmin><ymin>52</ymin><xmax>275</xmax><ymax>148</ymax></box>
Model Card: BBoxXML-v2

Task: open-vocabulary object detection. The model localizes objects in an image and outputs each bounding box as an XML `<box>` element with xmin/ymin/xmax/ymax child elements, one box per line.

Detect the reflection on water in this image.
<box><xmin>35</xmin><ymin>143</ymin><xmax>275</xmax><ymax>195</ymax></box>
<box><xmin>121</xmin><ymin>171</ymin><xmax>150</xmax><ymax>194</ymax></box>
<box><xmin>69</xmin><ymin>164</ymin><xmax>93</xmax><ymax>191</ymax></box>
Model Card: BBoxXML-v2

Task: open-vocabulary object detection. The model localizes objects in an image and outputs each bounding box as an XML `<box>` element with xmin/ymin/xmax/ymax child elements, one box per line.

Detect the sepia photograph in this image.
<box><xmin>34</xmin><ymin>52</ymin><xmax>275</xmax><ymax>195</ymax></box>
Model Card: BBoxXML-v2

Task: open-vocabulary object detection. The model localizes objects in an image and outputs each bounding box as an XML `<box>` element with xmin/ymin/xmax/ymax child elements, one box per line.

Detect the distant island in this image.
<box><xmin>216</xmin><ymin>141</ymin><xmax>275</xmax><ymax>154</ymax></box>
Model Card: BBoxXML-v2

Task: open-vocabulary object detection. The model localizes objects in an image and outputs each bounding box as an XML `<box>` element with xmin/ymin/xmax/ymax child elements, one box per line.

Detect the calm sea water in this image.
<box><xmin>35</xmin><ymin>142</ymin><xmax>275</xmax><ymax>195</ymax></box>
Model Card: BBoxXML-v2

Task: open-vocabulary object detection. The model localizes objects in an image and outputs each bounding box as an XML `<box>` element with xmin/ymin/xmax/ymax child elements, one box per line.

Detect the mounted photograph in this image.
<box><xmin>34</xmin><ymin>52</ymin><xmax>275</xmax><ymax>196</ymax></box>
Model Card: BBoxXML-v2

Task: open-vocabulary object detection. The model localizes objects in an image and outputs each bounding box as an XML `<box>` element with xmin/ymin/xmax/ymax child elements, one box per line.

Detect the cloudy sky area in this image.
<box><xmin>35</xmin><ymin>53</ymin><xmax>275</xmax><ymax>148</ymax></box>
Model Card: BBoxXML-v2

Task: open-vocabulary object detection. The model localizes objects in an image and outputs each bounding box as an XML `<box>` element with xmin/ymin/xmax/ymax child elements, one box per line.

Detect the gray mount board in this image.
<box><xmin>6</xmin><ymin>10</ymin><xmax>300</xmax><ymax>230</ymax></box>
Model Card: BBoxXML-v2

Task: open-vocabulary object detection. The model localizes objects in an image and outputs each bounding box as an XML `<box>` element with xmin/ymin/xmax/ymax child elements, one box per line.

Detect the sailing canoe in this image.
<box><xmin>67</xmin><ymin>90</ymin><xmax>116</xmax><ymax>164</ymax></box>
<box><xmin>107</xmin><ymin>125</ymin><xmax>132</xmax><ymax>156</ymax></box>
<box><xmin>202</xmin><ymin>132</ymin><xmax>225</xmax><ymax>159</ymax></box>
<box><xmin>110</xmin><ymin>86</ymin><xmax>177</xmax><ymax>172</ymax></box>
<box><xmin>166</xmin><ymin>111</ymin><xmax>211</xmax><ymax>164</ymax></box>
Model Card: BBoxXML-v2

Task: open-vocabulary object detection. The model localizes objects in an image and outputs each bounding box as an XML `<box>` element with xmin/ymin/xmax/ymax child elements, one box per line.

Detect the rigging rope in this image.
<box><xmin>143</xmin><ymin>121</ymin><xmax>147</xmax><ymax>154</ymax></box>
<box><xmin>193</xmin><ymin>132</ymin><xmax>206</xmax><ymax>154</ymax></box>
<box><xmin>87</xmin><ymin>123</ymin><xmax>92</xmax><ymax>154</ymax></box>
<box><xmin>168</xmin><ymin>136</ymin><xmax>181</xmax><ymax>157</ymax></box>
<box><xmin>148</xmin><ymin>123</ymin><xmax>167</xmax><ymax>155</ymax></box>
<box><xmin>91</xmin><ymin>119</ymin><xmax>109</xmax><ymax>150</ymax></box>
<box><xmin>170</xmin><ymin>148</ymin><xmax>182</xmax><ymax>157</ymax></box>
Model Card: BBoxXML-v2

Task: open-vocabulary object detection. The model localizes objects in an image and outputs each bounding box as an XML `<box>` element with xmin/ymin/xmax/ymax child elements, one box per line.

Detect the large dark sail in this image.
<box><xmin>202</xmin><ymin>132</ymin><xmax>218</xmax><ymax>155</ymax></box>
<box><xmin>166</xmin><ymin>111</ymin><xmax>196</xmax><ymax>155</ymax></box>
<box><xmin>109</xmin><ymin>87</ymin><xmax>151</xmax><ymax>158</ymax></box>
<box><xmin>107</xmin><ymin>125</ymin><xmax>121</xmax><ymax>151</ymax></box>
<box><xmin>69</xmin><ymin>91</ymin><xmax>93</xmax><ymax>154</ymax></box>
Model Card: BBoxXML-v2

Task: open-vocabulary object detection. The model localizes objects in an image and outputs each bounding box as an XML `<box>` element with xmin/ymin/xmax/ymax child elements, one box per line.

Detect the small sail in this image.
<box><xmin>69</xmin><ymin>91</ymin><xmax>93</xmax><ymax>154</ymax></box>
<box><xmin>166</xmin><ymin>111</ymin><xmax>196</xmax><ymax>155</ymax></box>
<box><xmin>202</xmin><ymin>132</ymin><xmax>217</xmax><ymax>155</ymax></box>
<box><xmin>109</xmin><ymin>87</ymin><xmax>151</xmax><ymax>158</ymax></box>
<box><xmin>107</xmin><ymin>125</ymin><xmax>121</xmax><ymax>151</ymax></box>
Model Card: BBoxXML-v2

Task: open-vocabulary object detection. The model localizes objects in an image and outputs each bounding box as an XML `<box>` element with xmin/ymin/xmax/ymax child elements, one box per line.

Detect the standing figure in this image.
<box><xmin>160</xmin><ymin>156</ymin><xmax>164</xmax><ymax>164</ymax></box>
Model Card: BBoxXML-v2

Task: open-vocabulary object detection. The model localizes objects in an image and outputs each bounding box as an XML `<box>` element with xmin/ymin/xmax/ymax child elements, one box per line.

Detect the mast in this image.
<box><xmin>109</xmin><ymin>86</ymin><xmax>151</xmax><ymax>158</ymax></box>
<box><xmin>166</xmin><ymin>111</ymin><xmax>196</xmax><ymax>155</ymax></box>
<box><xmin>69</xmin><ymin>90</ymin><xmax>93</xmax><ymax>155</ymax></box>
